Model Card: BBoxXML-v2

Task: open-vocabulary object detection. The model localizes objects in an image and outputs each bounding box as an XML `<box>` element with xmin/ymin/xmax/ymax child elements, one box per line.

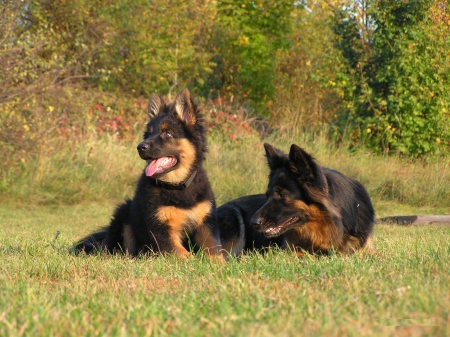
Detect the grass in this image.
<box><xmin>4</xmin><ymin>129</ymin><xmax>449</xmax><ymax>214</ymax></box>
<box><xmin>1</xmin><ymin>204</ymin><xmax>449</xmax><ymax>336</ymax></box>
<box><xmin>1</xmin><ymin>128</ymin><xmax>449</xmax><ymax>336</ymax></box>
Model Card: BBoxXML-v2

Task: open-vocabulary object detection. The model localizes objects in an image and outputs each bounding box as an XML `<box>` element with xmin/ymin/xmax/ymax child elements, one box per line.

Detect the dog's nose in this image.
<box><xmin>250</xmin><ymin>216</ymin><xmax>262</xmax><ymax>230</ymax></box>
<box><xmin>137</xmin><ymin>142</ymin><xmax>149</xmax><ymax>152</ymax></box>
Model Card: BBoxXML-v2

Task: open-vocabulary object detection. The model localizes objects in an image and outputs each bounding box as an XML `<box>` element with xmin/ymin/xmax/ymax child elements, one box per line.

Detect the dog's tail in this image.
<box><xmin>73</xmin><ymin>228</ymin><xmax>109</xmax><ymax>254</ymax></box>
<box><xmin>73</xmin><ymin>199</ymin><xmax>132</xmax><ymax>254</ymax></box>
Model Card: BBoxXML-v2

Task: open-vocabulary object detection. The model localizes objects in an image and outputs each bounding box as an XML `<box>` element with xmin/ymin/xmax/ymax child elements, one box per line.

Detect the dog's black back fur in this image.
<box><xmin>322</xmin><ymin>168</ymin><xmax>374</xmax><ymax>247</ymax></box>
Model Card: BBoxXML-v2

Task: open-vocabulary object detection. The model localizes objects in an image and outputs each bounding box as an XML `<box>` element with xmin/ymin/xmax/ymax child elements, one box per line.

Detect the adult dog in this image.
<box><xmin>217</xmin><ymin>143</ymin><xmax>375</xmax><ymax>256</ymax></box>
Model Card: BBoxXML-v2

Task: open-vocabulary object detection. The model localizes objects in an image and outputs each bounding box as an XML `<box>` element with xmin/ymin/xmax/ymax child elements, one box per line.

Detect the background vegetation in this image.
<box><xmin>1</xmin><ymin>0</ymin><xmax>449</xmax><ymax>205</ymax></box>
<box><xmin>1</xmin><ymin>0</ymin><xmax>449</xmax><ymax>166</ymax></box>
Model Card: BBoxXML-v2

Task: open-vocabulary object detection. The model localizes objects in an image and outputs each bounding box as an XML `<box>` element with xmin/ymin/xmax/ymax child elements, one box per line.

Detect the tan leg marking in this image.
<box><xmin>340</xmin><ymin>234</ymin><xmax>362</xmax><ymax>254</ymax></box>
<box><xmin>296</xmin><ymin>250</ymin><xmax>305</xmax><ymax>258</ymax></box>
<box><xmin>157</xmin><ymin>201</ymin><xmax>218</xmax><ymax>258</ymax></box>
<box><xmin>195</xmin><ymin>225</ymin><xmax>225</xmax><ymax>262</ymax></box>
<box><xmin>169</xmin><ymin>229</ymin><xmax>191</xmax><ymax>258</ymax></box>
<box><xmin>357</xmin><ymin>236</ymin><xmax>380</xmax><ymax>257</ymax></box>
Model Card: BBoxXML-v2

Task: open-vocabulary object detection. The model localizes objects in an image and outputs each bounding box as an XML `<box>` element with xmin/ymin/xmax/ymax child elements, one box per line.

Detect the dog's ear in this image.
<box><xmin>288</xmin><ymin>144</ymin><xmax>320</xmax><ymax>181</ymax></box>
<box><xmin>264</xmin><ymin>143</ymin><xmax>286</xmax><ymax>171</ymax></box>
<box><xmin>174</xmin><ymin>89</ymin><xmax>196</xmax><ymax>126</ymax></box>
<box><xmin>148</xmin><ymin>93</ymin><xmax>165</xmax><ymax>119</ymax></box>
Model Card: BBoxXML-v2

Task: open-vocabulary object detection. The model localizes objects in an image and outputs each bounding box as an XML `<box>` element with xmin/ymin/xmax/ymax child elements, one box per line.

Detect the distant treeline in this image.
<box><xmin>1</xmin><ymin>0</ymin><xmax>449</xmax><ymax>155</ymax></box>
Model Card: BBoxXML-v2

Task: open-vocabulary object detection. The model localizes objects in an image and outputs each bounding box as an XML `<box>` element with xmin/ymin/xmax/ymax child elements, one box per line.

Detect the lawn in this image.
<box><xmin>1</xmin><ymin>202</ymin><xmax>449</xmax><ymax>336</ymax></box>
<box><xmin>1</xmin><ymin>130</ymin><xmax>449</xmax><ymax>336</ymax></box>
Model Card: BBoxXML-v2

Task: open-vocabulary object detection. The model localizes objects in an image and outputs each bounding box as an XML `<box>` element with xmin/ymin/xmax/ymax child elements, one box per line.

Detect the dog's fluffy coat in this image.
<box><xmin>76</xmin><ymin>89</ymin><xmax>223</xmax><ymax>260</ymax></box>
<box><xmin>217</xmin><ymin>143</ymin><xmax>375</xmax><ymax>256</ymax></box>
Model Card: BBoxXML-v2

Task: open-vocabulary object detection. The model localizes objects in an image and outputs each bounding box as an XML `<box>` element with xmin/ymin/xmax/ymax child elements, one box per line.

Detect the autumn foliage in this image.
<box><xmin>1</xmin><ymin>0</ymin><xmax>449</xmax><ymax>164</ymax></box>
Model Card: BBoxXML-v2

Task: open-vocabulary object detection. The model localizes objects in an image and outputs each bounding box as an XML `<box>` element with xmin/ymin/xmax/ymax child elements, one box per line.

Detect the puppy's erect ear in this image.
<box><xmin>264</xmin><ymin>143</ymin><xmax>286</xmax><ymax>171</ymax></box>
<box><xmin>148</xmin><ymin>93</ymin><xmax>165</xmax><ymax>119</ymax></box>
<box><xmin>288</xmin><ymin>144</ymin><xmax>320</xmax><ymax>181</ymax></box>
<box><xmin>174</xmin><ymin>88</ymin><xmax>196</xmax><ymax>126</ymax></box>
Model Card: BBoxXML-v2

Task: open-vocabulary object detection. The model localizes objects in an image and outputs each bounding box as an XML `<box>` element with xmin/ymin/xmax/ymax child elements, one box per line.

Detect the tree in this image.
<box><xmin>273</xmin><ymin>2</ymin><xmax>343</xmax><ymax>129</ymax></box>
<box><xmin>209</xmin><ymin>0</ymin><xmax>293</xmax><ymax>109</ymax></box>
<box><xmin>332</xmin><ymin>0</ymin><xmax>450</xmax><ymax>155</ymax></box>
<box><xmin>94</xmin><ymin>0</ymin><xmax>216</xmax><ymax>97</ymax></box>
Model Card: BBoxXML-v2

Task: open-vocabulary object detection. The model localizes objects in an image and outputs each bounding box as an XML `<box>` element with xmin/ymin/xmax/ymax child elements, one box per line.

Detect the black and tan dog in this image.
<box><xmin>76</xmin><ymin>89</ymin><xmax>224</xmax><ymax>260</ymax></box>
<box><xmin>217</xmin><ymin>143</ymin><xmax>375</xmax><ymax>256</ymax></box>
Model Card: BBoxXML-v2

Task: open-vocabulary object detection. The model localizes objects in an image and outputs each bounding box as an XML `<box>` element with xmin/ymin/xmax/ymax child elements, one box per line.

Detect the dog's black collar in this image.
<box><xmin>148</xmin><ymin>170</ymin><xmax>197</xmax><ymax>190</ymax></box>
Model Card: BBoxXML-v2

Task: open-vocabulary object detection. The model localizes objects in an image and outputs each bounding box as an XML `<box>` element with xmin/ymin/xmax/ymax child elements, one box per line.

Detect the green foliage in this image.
<box><xmin>331</xmin><ymin>0</ymin><xmax>450</xmax><ymax>155</ymax></box>
<box><xmin>0</xmin><ymin>0</ymin><xmax>216</xmax><ymax>98</ymax></box>
<box><xmin>95</xmin><ymin>0</ymin><xmax>216</xmax><ymax>97</ymax></box>
<box><xmin>272</xmin><ymin>2</ymin><xmax>342</xmax><ymax>129</ymax></box>
<box><xmin>1</xmin><ymin>0</ymin><xmax>449</xmax><ymax>157</ymax></box>
<box><xmin>210</xmin><ymin>0</ymin><xmax>293</xmax><ymax>109</ymax></box>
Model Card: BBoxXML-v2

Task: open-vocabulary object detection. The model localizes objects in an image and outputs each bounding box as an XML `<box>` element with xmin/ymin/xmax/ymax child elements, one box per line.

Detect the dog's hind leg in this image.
<box><xmin>194</xmin><ymin>224</ymin><xmax>225</xmax><ymax>262</ymax></box>
<box><xmin>74</xmin><ymin>199</ymin><xmax>132</xmax><ymax>254</ymax></box>
<box><xmin>104</xmin><ymin>199</ymin><xmax>132</xmax><ymax>253</ymax></box>
<box><xmin>358</xmin><ymin>236</ymin><xmax>381</xmax><ymax>257</ymax></box>
<box><xmin>217</xmin><ymin>204</ymin><xmax>246</xmax><ymax>258</ymax></box>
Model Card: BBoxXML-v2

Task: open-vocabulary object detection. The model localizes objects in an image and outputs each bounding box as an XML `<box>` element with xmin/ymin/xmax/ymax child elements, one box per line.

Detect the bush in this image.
<box><xmin>331</xmin><ymin>0</ymin><xmax>450</xmax><ymax>155</ymax></box>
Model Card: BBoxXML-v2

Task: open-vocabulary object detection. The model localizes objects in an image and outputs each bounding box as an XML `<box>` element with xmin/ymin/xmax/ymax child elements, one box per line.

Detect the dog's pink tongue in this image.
<box><xmin>145</xmin><ymin>157</ymin><xmax>177</xmax><ymax>177</ymax></box>
<box><xmin>145</xmin><ymin>159</ymin><xmax>159</xmax><ymax>177</ymax></box>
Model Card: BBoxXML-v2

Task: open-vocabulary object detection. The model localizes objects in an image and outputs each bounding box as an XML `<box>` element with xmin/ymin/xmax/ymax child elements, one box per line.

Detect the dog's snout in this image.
<box><xmin>250</xmin><ymin>215</ymin><xmax>263</xmax><ymax>229</ymax></box>
<box><xmin>137</xmin><ymin>142</ymin><xmax>149</xmax><ymax>152</ymax></box>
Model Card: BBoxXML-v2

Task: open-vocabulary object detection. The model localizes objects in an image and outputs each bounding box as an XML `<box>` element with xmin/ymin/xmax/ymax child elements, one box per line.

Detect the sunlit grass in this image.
<box><xmin>1</xmin><ymin>204</ymin><xmax>449</xmax><ymax>336</ymax></box>
<box><xmin>2</xmin><ymin>128</ymin><xmax>449</xmax><ymax>215</ymax></box>
<box><xmin>1</xmin><ymin>126</ymin><xmax>449</xmax><ymax>335</ymax></box>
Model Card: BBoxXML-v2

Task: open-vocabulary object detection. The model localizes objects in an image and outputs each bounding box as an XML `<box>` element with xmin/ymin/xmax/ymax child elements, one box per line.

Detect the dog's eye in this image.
<box><xmin>161</xmin><ymin>131</ymin><xmax>172</xmax><ymax>139</ymax></box>
<box><xmin>279</xmin><ymin>191</ymin><xmax>289</xmax><ymax>199</ymax></box>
